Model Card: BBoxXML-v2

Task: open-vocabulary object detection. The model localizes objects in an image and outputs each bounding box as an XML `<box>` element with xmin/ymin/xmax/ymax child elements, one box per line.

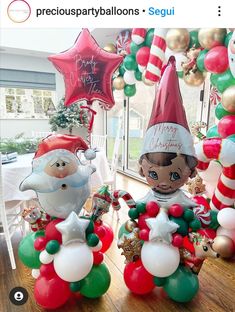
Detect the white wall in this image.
<box><xmin>0</xmin><ymin>52</ymin><xmax>105</xmax><ymax>138</ymax></box>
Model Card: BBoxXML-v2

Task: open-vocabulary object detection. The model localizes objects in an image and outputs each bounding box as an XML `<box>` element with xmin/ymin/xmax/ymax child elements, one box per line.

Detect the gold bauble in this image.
<box><xmin>142</xmin><ymin>69</ymin><xmax>155</xmax><ymax>86</ymax></box>
<box><xmin>212</xmin><ymin>235</ymin><xmax>235</xmax><ymax>258</ymax></box>
<box><xmin>125</xmin><ymin>220</ymin><xmax>138</xmax><ymax>232</ymax></box>
<box><xmin>222</xmin><ymin>86</ymin><xmax>235</xmax><ymax>113</ymax></box>
<box><xmin>183</xmin><ymin>71</ymin><xmax>206</xmax><ymax>86</ymax></box>
<box><xmin>198</xmin><ymin>28</ymin><xmax>227</xmax><ymax>50</ymax></box>
<box><xmin>166</xmin><ymin>29</ymin><xmax>190</xmax><ymax>52</ymax></box>
<box><xmin>103</xmin><ymin>43</ymin><xmax>117</xmax><ymax>54</ymax></box>
<box><xmin>113</xmin><ymin>76</ymin><xmax>125</xmax><ymax>90</ymax></box>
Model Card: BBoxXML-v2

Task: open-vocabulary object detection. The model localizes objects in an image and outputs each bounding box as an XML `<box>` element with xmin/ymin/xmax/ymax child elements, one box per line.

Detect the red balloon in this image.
<box><xmin>34</xmin><ymin>237</ymin><xmax>48</xmax><ymax>251</ymax></box>
<box><xmin>198</xmin><ymin>228</ymin><xmax>216</xmax><ymax>239</ymax></box>
<box><xmin>146</xmin><ymin>201</ymin><xmax>160</xmax><ymax>217</ymax></box>
<box><xmin>192</xmin><ymin>196</ymin><xmax>210</xmax><ymax>210</ymax></box>
<box><xmin>45</xmin><ymin>219</ymin><xmax>63</xmax><ymax>244</ymax></box>
<box><xmin>204</xmin><ymin>46</ymin><xmax>229</xmax><ymax>74</ymax></box>
<box><xmin>94</xmin><ymin>221</ymin><xmax>114</xmax><ymax>253</ymax></box>
<box><xmin>139</xmin><ymin>229</ymin><xmax>150</xmax><ymax>241</ymax></box>
<box><xmin>218</xmin><ymin>115</ymin><xmax>235</xmax><ymax>138</ymax></box>
<box><xmin>169</xmin><ymin>204</ymin><xmax>184</xmax><ymax>217</ymax></box>
<box><xmin>172</xmin><ymin>233</ymin><xmax>184</xmax><ymax>247</ymax></box>
<box><xmin>136</xmin><ymin>46</ymin><xmax>150</xmax><ymax>67</ymax></box>
<box><xmin>93</xmin><ymin>251</ymin><xmax>104</xmax><ymax>265</ymax></box>
<box><xmin>40</xmin><ymin>263</ymin><xmax>56</xmax><ymax>278</ymax></box>
<box><xmin>138</xmin><ymin>212</ymin><xmax>151</xmax><ymax>230</ymax></box>
<box><xmin>124</xmin><ymin>260</ymin><xmax>155</xmax><ymax>295</ymax></box>
<box><xmin>34</xmin><ymin>274</ymin><xmax>71</xmax><ymax>309</ymax></box>
<box><xmin>48</xmin><ymin>29</ymin><xmax>123</xmax><ymax>107</ymax></box>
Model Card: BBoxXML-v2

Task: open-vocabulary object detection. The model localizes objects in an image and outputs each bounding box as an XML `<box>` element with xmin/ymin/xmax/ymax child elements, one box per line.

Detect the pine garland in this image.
<box><xmin>49</xmin><ymin>98</ymin><xmax>89</xmax><ymax>134</ymax></box>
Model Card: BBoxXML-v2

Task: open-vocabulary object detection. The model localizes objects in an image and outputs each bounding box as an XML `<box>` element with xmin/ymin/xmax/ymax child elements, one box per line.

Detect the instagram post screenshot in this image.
<box><xmin>0</xmin><ymin>0</ymin><xmax>234</xmax><ymax>311</ymax></box>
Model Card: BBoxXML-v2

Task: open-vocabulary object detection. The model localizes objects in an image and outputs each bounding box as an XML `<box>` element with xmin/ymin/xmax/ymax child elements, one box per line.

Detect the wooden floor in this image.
<box><xmin>1</xmin><ymin>174</ymin><xmax>235</xmax><ymax>312</ymax></box>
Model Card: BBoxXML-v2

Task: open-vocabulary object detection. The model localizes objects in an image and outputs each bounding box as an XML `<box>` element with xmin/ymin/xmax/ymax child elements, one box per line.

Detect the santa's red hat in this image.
<box><xmin>140</xmin><ymin>56</ymin><xmax>196</xmax><ymax>158</ymax></box>
<box><xmin>33</xmin><ymin>134</ymin><xmax>96</xmax><ymax>164</ymax></box>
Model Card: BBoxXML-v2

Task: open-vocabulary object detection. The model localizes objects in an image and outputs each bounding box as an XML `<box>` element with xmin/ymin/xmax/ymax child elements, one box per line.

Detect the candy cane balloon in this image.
<box><xmin>112</xmin><ymin>190</ymin><xmax>136</xmax><ymax>211</ymax></box>
<box><xmin>195</xmin><ymin>137</ymin><xmax>235</xmax><ymax>211</ymax></box>
<box><xmin>145</xmin><ymin>28</ymin><xmax>168</xmax><ymax>83</ymax></box>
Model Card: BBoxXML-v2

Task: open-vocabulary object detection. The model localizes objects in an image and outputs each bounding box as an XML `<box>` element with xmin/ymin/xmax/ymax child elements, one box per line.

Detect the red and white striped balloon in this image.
<box><xmin>195</xmin><ymin>137</ymin><xmax>235</xmax><ymax>211</ymax></box>
<box><xmin>145</xmin><ymin>28</ymin><xmax>168</xmax><ymax>83</ymax></box>
<box><xmin>112</xmin><ymin>190</ymin><xmax>136</xmax><ymax>211</ymax></box>
<box><xmin>131</xmin><ymin>28</ymin><xmax>147</xmax><ymax>45</ymax></box>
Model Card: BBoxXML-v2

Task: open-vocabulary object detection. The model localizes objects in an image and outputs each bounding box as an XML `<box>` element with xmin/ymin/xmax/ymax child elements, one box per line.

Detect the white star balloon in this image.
<box><xmin>56</xmin><ymin>211</ymin><xmax>90</xmax><ymax>245</ymax></box>
<box><xmin>146</xmin><ymin>210</ymin><xmax>179</xmax><ymax>244</ymax></box>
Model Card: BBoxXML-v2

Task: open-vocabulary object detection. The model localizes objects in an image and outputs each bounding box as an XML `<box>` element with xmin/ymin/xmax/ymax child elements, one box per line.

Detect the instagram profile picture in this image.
<box><xmin>7</xmin><ymin>0</ymin><xmax>31</xmax><ymax>23</ymax></box>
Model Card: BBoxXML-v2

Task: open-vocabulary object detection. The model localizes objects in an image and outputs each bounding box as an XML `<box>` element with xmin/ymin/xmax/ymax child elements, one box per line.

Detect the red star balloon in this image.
<box><xmin>48</xmin><ymin>29</ymin><xmax>123</xmax><ymax>108</ymax></box>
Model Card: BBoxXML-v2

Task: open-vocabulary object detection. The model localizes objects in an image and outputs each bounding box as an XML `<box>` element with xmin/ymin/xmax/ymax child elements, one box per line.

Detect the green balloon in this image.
<box><xmin>87</xmin><ymin>233</ymin><xmax>99</xmax><ymax>247</ymax></box>
<box><xmin>196</xmin><ymin>49</ymin><xmax>208</xmax><ymax>72</ymax></box>
<box><xmin>18</xmin><ymin>231</ymin><xmax>45</xmax><ymax>269</ymax></box>
<box><xmin>153</xmin><ymin>276</ymin><xmax>166</xmax><ymax>287</ymax></box>
<box><xmin>189</xmin><ymin>219</ymin><xmax>201</xmax><ymax>231</ymax></box>
<box><xmin>46</xmin><ymin>240</ymin><xmax>60</xmax><ymax>254</ymax></box>
<box><xmin>183</xmin><ymin>209</ymin><xmax>195</xmax><ymax>222</ymax></box>
<box><xmin>169</xmin><ymin>217</ymin><xmax>188</xmax><ymax>236</ymax></box>
<box><xmin>189</xmin><ymin>31</ymin><xmax>200</xmax><ymax>48</ymax></box>
<box><xmin>118</xmin><ymin>223</ymin><xmax>130</xmax><ymax>239</ymax></box>
<box><xmin>128</xmin><ymin>208</ymin><xmax>139</xmax><ymax>220</ymax></box>
<box><xmin>209</xmin><ymin>210</ymin><xmax>220</xmax><ymax>230</ymax></box>
<box><xmin>145</xmin><ymin>28</ymin><xmax>154</xmax><ymax>47</ymax></box>
<box><xmin>206</xmin><ymin>125</ymin><xmax>220</xmax><ymax>138</ymax></box>
<box><xmin>70</xmin><ymin>281</ymin><xmax>82</xmax><ymax>292</ymax></box>
<box><xmin>164</xmin><ymin>266</ymin><xmax>199</xmax><ymax>303</ymax></box>
<box><xmin>130</xmin><ymin>41</ymin><xmax>145</xmax><ymax>55</ymax></box>
<box><xmin>136</xmin><ymin>201</ymin><xmax>146</xmax><ymax>214</ymax></box>
<box><xmin>216</xmin><ymin>69</ymin><xmax>235</xmax><ymax>93</ymax></box>
<box><xmin>224</xmin><ymin>32</ymin><xmax>233</xmax><ymax>47</ymax></box>
<box><xmin>135</xmin><ymin>69</ymin><xmax>142</xmax><ymax>81</ymax></box>
<box><xmin>124</xmin><ymin>55</ymin><xmax>138</xmax><ymax>70</ymax></box>
<box><xmin>177</xmin><ymin>71</ymin><xmax>184</xmax><ymax>79</ymax></box>
<box><xmin>124</xmin><ymin>84</ymin><xmax>136</xmax><ymax>97</ymax></box>
<box><xmin>215</xmin><ymin>102</ymin><xmax>235</xmax><ymax>120</ymax></box>
<box><xmin>210</xmin><ymin>73</ymin><xmax>220</xmax><ymax>87</ymax></box>
<box><xmin>80</xmin><ymin>264</ymin><xmax>111</xmax><ymax>298</ymax></box>
<box><xmin>119</xmin><ymin>64</ymin><xmax>126</xmax><ymax>76</ymax></box>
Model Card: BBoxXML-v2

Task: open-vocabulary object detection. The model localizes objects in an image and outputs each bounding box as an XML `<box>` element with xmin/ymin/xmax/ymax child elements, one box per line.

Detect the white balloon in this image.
<box><xmin>217</xmin><ymin>226</ymin><xmax>235</xmax><ymax>243</ymax></box>
<box><xmin>39</xmin><ymin>250</ymin><xmax>54</xmax><ymax>264</ymax></box>
<box><xmin>90</xmin><ymin>240</ymin><xmax>102</xmax><ymax>252</ymax></box>
<box><xmin>138</xmin><ymin>65</ymin><xmax>145</xmax><ymax>73</ymax></box>
<box><xmin>164</xmin><ymin>49</ymin><xmax>188</xmax><ymax>71</ymax></box>
<box><xmin>54</xmin><ymin>242</ymin><xmax>93</xmax><ymax>282</ymax></box>
<box><xmin>123</xmin><ymin>70</ymin><xmax>136</xmax><ymax>85</ymax></box>
<box><xmin>218</xmin><ymin>208</ymin><xmax>235</xmax><ymax>230</ymax></box>
<box><xmin>32</xmin><ymin>269</ymin><xmax>40</xmax><ymax>279</ymax></box>
<box><xmin>141</xmin><ymin>241</ymin><xmax>180</xmax><ymax>278</ymax></box>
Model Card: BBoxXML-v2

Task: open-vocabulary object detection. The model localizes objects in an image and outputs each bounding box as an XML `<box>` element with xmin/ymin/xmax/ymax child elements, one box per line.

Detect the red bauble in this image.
<box><xmin>146</xmin><ymin>201</ymin><xmax>160</xmax><ymax>217</ymax></box>
<box><xmin>124</xmin><ymin>260</ymin><xmax>155</xmax><ymax>295</ymax></box>
<box><xmin>139</xmin><ymin>229</ymin><xmax>150</xmax><ymax>241</ymax></box>
<box><xmin>48</xmin><ymin>29</ymin><xmax>123</xmax><ymax>107</ymax></box>
<box><xmin>138</xmin><ymin>212</ymin><xmax>151</xmax><ymax>230</ymax></box>
<box><xmin>198</xmin><ymin>228</ymin><xmax>216</xmax><ymax>239</ymax></box>
<box><xmin>34</xmin><ymin>237</ymin><xmax>48</xmax><ymax>251</ymax></box>
<box><xmin>172</xmin><ymin>233</ymin><xmax>184</xmax><ymax>247</ymax></box>
<box><xmin>93</xmin><ymin>251</ymin><xmax>104</xmax><ymax>265</ymax></box>
<box><xmin>169</xmin><ymin>204</ymin><xmax>184</xmax><ymax>217</ymax></box>
<box><xmin>192</xmin><ymin>196</ymin><xmax>210</xmax><ymax>210</ymax></box>
<box><xmin>218</xmin><ymin>115</ymin><xmax>235</xmax><ymax>138</ymax></box>
<box><xmin>94</xmin><ymin>221</ymin><xmax>114</xmax><ymax>253</ymax></box>
<box><xmin>45</xmin><ymin>219</ymin><xmax>63</xmax><ymax>244</ymax></box>
<box><xmin>34</xmin><ymin>274</ymin><xmax>71</xmax><ymax>309</ymax></box>
<box><xmin>136</xmin><ymin>47</ymin><xmax>150</xmax><ymax>67</ymax></box>
<box><xmin>204</xmin><ymin>46</ymin><xmax>229</xmax><ymax>74</ymax></box>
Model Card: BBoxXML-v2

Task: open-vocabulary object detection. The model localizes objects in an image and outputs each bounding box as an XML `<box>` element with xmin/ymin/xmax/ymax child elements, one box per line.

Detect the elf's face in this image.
<box><xmin>141</xmin><ymin>154</ymin><xmax>192</xmax><ymax>193</ymax></box>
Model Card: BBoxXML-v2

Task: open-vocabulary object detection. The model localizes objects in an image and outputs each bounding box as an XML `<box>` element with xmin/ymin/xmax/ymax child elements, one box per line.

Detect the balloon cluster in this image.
<box><xmin>18</xmin><ymin>213</ymin><xmax>112</xmax><ymax>309</ymax></box>
<box><xmin>118</xmin><ymin>198</ymin><xmax>220</xmax><ymax>302</ymax></box>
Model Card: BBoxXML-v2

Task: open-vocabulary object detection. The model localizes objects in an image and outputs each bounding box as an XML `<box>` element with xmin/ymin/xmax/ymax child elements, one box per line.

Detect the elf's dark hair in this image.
<box><xmin>138</xmin><ymin>152</ymin><xmax>198</xmax><ymax>178</ymax></box>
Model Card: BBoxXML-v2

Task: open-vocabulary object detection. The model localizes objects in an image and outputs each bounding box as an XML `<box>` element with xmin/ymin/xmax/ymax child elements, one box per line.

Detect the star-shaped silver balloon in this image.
<box><xmin>56</xmin><ymin>211</ymin><xmax>90</xmax><ymax>245</ymax></box>
<box><xmin>146</xmin><ymin>210</ymin><xmax>179</xmax><ymax>244</ymax></box>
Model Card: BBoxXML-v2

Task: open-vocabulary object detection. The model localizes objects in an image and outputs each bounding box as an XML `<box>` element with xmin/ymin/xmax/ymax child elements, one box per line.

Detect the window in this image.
<box><xmin>0</xmin><ymin>69</ymin><xmax>56</xmax><ymax>119</ymax></box>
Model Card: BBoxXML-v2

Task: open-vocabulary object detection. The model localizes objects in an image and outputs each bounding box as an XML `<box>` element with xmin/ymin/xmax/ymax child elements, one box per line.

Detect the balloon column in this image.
<box><xmin>18</xmin><ymin>135</ymin><xmax>111</xmax><ymax>309</ymax></box>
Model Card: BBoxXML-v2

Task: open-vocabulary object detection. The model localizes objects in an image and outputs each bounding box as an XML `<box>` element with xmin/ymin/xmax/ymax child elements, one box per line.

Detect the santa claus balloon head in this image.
<box><xmin>139</xmin><ymin>56</ymin><xmax>198</xmax><ymax>194</ymax></box>
<box><xmin>20</xmin><ymin>134</ymin><xmax>96</xmax><ymax>219</ymax></box>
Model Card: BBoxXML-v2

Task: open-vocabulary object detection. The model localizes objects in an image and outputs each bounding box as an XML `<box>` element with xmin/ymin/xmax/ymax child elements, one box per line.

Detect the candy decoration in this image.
<box><xmin>145</xmin><ymin>28</ymin><xmax>168</xmax><ymax>83</ymax></box>
<box><xmin>195</xmin><ymin>137</ymin><xmax>235</xmax><ymax>210</ymax></box>
<box><xmin>131</xmin><ymin>28</ymin><xmax>147</xmax><ymax>45</ymax></box>
<box><xmin>193</xmin><ymin>205</ymin><xmax>211</xmax><ymax>228</ymax></box>
<box><xmin>191</xmin><ymin>121</ymin><xmax>207</xmax><ymax>140</ymax></box>
<box><xmin>112</xmin><ymin>190</ymin><xmax>136</xmax><ymax>211</ymax></box>
<box><xmin>210</xmin><ymin>87</ymin><xmax>221</xmax><ymax>106</ymax></box>
<box><xmin>116</xmin><ymin>29</ymin><xmax>132</xmax><ymax>54</ymax></box>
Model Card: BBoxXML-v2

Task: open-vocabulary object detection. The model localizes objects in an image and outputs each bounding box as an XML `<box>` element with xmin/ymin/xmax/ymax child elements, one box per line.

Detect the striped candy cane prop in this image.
<box><xmin>145</xmin><ymin>28</ymin><xmax>168</xmax><ymax>83</ymax></box>
<box><xmin>112</xmin><ymin>190</ymin><xmax>136</xmax><ymax>211</ymax></box>
<box><xmin>195</xmin><ymin>137</ymin><xmax>235</xmax><ymax>211</ymax></box>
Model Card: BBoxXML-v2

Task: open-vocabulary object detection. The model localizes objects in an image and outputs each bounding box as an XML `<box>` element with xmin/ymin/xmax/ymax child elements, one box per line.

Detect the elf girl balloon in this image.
<box><xmin>20</xmin><ymin>134</ymin><xmax>96</xmax><ymax>219</ymax></box>
<box><xmin>48</xmin><ymin>29</ymin><xmax>123</xmax><ymax>107</ymax></box>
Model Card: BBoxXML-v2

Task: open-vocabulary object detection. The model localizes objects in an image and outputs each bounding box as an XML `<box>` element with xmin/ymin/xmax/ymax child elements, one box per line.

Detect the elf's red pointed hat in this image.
<box><xmin>140</xmin><ymin>56</ymin><xmax>196</xmax><ymax>158</ymax></box>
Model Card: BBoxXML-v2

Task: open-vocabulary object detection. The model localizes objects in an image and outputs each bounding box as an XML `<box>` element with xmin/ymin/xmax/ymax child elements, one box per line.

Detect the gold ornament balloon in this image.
<box><xmin>125</xmin><ymin>220</ymin><xmax>138</xmax><ymax>232</ymax></box>
<box><xmin>166</xmin><ymin>29</ymin><xmax>190</xmax><ymax>52</ymax></box>
<box><xmin>222</xmin><ymin>85</ymin><xmax>235</xmax><ymax>113</ymax></box>
<box><xmin>183</xmin><ymin>71</ymin><xmax>206</xmax><ymax>86</ymax></box>
<box><xmin>198</xmin><ymin>28</ymin><xmax>227</xmax><ymax>50</ymax></box>
<box><xmin>113</xmin><ymin>76</ymin><xmax>125</xmax><ymax>90</ymax></box>
<box><xmin>103</xmin><ymin>43</ymin><xmax>117</xmax><ymax>54</ymax></box>
<box><xmin>142</xmin><ymin>69</ymin><xmax>155</xmax><ymax>86</ymax></box>
<box><xmin>212</xmin><ymin>235</ymin><xmax>235</xmax><ymax>258</ymax></box>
